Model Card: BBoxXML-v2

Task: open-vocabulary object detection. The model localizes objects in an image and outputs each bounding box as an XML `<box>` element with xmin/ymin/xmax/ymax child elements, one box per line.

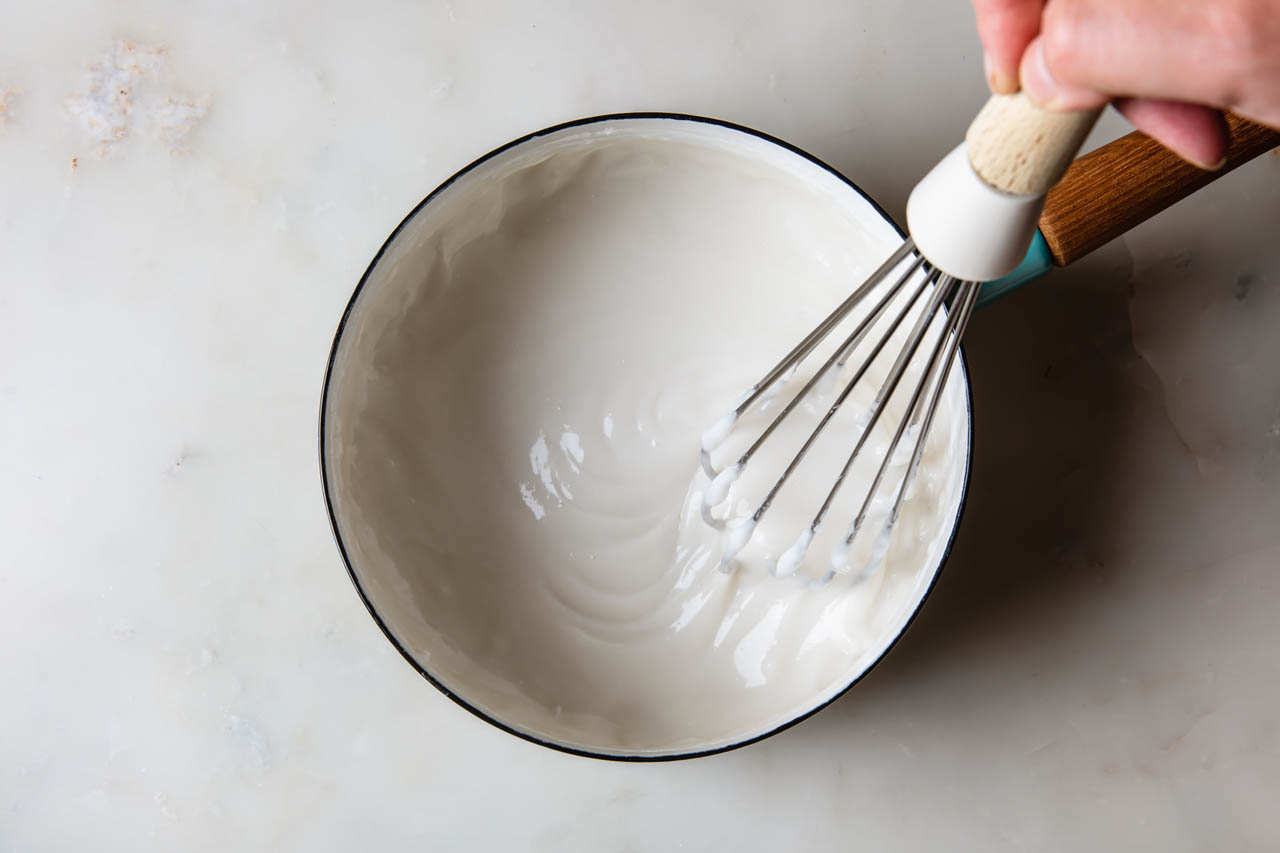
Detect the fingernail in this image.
<box><xmin>1195</xmin><ymin>156</ymin><xmax>1228</xmax><ymax>171</ymax></box>
<box><xmin>983</xmin><ymin>50</ymin><xmax>1019</xmax><ymax>94</ymax></box>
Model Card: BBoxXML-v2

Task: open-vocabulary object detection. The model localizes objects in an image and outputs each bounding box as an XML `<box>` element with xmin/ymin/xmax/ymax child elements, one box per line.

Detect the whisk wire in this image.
<box><xmin>699</xmin><ymin>240</ymin><xmax>918</xmax><ymax>480</ymax></box>
<box><xmin>835</xmin><ymin>277</ymin><xmax>975</xmax><ymax>562</ymax></box>
<box><xmin>701</xmin><ymin>257</ymin><xmax>934</xmax><ymax>535</ymax></box>
<box><xmin>732</xmin><ymin>240</ymin><xmax>917</xmax><ymax>423</ymax></box>
<box><xmin>801</xmin><ymin>272</ymin><xmax>957</xmax><ymax>542</ymax></box>
<box><xmin>885</xmin><ymin>279</ymin><xmax>980</xmax><ymax>527</ymax></box>
<box><xmin>741</xmin><ymin>255</ymin><xmax>928</xmax><ymax>474</ymax></box>
<box><xmin>700</xmin><ymin>235</ymin><xmax>980</xmax><ymax>578</ymax></box>
<box><xmin>814</xmin><ymin>279</ymin><xmax>981</xmax><ymax>584</ymax></box>
<box><xmin>751</xmin><ymin>265</ymin><xmax>940</xmax><ymax>524</ymax></box>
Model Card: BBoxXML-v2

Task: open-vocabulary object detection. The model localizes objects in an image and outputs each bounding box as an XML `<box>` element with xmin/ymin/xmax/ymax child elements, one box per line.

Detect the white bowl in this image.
<box><xmin>320</xmin><ymin>114</ymin><xmax>973</xmax><ymax>760</ymax></box>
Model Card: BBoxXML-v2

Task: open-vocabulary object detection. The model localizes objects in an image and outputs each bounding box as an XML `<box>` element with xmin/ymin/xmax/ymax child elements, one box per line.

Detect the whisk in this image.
<box><xmin>699</xmin><ymin>93</ymin><xmax>1280</xmax><ymax>580</ymax></box>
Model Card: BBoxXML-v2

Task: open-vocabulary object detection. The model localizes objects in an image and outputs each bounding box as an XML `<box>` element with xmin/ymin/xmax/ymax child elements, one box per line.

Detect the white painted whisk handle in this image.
<box><xmin>965</xmin><ymin>93</ymin><xmax>1103</xmax><ymax>196</ymax></box>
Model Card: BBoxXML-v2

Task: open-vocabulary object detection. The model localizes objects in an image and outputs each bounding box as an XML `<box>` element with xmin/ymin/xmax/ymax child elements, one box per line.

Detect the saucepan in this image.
<box><xmin>319</xmin><ymin>113</ymin><xmax>977</xmax><ymax>760</ymax></box>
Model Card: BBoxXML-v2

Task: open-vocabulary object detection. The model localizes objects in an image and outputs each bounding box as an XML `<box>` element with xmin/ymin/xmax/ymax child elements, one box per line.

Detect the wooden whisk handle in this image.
<box><xmin>1039</xmin><ymin>114</ymin><xmax>1280</xmax><ymax>266</ymax></box>
<box><xmin>966</xmin><ymin>93</ymin><xmax>1103</xmax><ymax>196</ymax></box>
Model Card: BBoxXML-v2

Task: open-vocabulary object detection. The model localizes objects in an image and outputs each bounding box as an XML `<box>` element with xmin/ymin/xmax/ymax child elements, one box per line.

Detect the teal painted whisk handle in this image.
<box><xmin>977</xmin><ymin>231</ymin><xmax>1053</xmax><ymax>308</ymax></box>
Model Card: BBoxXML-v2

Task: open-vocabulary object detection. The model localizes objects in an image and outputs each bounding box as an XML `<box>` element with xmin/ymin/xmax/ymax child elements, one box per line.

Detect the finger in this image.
<box><xmin>1020</xmin><ymin>29</ymin><xmax>1232</xmax><ymax>169</ymax></box>
<box><xmin>970</xmin><ymin>0</ymin><xmax>1045</xmax><ymax>93</ymax></box>
<box><xmin>1020</xmin><ymin>35</ymin><xmax>1109</xmax><ymax>111</ymax></box>
<box><xmin>1034</xmin><ymin>0</ymin><xmax>1272</xmax><ymax>112</ymax></box>
<box><xmin>1113</xmin><ymin>98</ymin><xmax>1230</xmax><ymax>169</ymax></box>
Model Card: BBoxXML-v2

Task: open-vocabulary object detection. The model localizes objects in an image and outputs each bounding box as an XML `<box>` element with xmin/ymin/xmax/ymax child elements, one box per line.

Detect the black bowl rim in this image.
<box><xmin>317</xmin><ymin>111</ymin><xmax>974</xmax><ymax>762</ymax></box>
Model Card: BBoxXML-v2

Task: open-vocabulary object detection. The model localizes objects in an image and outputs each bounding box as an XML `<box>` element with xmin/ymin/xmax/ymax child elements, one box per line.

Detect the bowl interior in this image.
<box><xmin>321</xmin><ymin>117</ymin><xmax>971</xmax><ymax>758</ymax></box>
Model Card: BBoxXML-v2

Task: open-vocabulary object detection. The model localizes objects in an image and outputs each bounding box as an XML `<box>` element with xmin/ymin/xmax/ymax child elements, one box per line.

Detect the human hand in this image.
<box><xmin>970</xmin><ymin>0</ymin><xmax>1280</xmax><ymax>169</ymax></box>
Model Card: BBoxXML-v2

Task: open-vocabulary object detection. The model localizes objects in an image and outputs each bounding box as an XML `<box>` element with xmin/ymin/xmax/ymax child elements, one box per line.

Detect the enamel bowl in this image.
<box><xmin>320</xmin><ymin>114</ymin><xmax>972</xmax><ymax>760</ymax></box>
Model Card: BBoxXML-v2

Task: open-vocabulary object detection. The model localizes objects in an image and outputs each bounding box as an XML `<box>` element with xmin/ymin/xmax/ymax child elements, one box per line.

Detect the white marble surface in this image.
<box><xmin>2</xmin><ymin>0</ymin><xmax>1278</xmax><ymax>849</ymax></box>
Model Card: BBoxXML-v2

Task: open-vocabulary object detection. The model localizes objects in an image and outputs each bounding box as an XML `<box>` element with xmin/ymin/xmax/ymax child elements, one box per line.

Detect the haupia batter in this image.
<box><xmin>324</xmin><ymin>120</ymin><xmax>970</xmax><ymax>756</ymax></box>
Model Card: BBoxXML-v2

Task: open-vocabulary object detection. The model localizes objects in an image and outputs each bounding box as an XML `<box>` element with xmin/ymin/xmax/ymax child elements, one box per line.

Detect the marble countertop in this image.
<box><xmin>3</xmin><ymin>0</ymin><xmax>1278</xmax><ymax>849</ymax></box>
